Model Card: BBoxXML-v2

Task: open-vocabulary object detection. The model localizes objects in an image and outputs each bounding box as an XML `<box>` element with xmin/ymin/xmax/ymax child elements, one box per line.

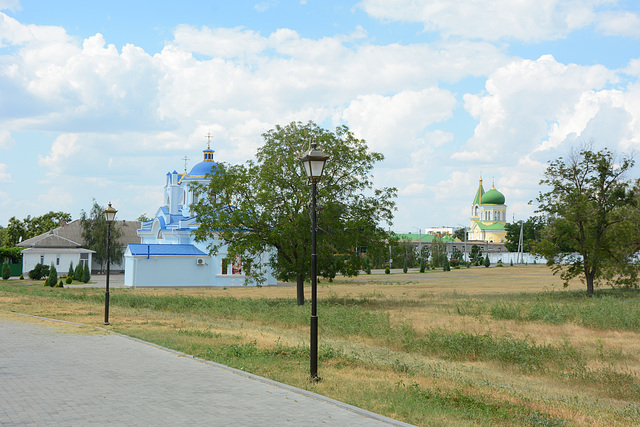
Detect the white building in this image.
<box><xmin>123</xmin><ymin>142</ymin><xmax>276</xmax><ymax>287</ymax></box>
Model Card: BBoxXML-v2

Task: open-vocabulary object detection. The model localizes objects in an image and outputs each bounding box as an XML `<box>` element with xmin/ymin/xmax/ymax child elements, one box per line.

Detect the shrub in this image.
<box><xmin>47</xmin><ymin>264</ymin><xmax>58</xmax><ymax>287</ymax></box>
<box><xmin>65</xmin><ymin>276</ymin><xmax>73</xmax><ymax>284</ymax></box>
<box><xmin>510</xmin><ymin>260</ymin><xmax>514</xmax><ymax>266</ymax></box>
<box><xmin>484</xmin><ymin>254</ymin><xmax>490</xmax><ymax>268</ymax></box>
<box><xmin>75</xmin><ymin>263</ymin><xmax>83</xmax><ymax>282</ymax></box>
<box><xmin>55</xmin><ymin>280</ymin><xmax>64</xmax><ymax>288</ymax></box>
<box><xmin>2</xmin><ymin>259</ymin><xmax>10</xmax><ymax>280</ymax></box>
<box><xmin>19</xmin><ymin>274</ymin><xmax>24</xmax><ymax>280</ymax></box>
<box><xmin>82</xmin><ymin>262</ymin><xmax>90</xmax><ymax>283</ymax></box>
<box><xmin>385</xmin><ymin>266</ymin><xmax>390</xmax><ymax>274</ymax></box>
<box><xmin>68</xmin><ymin>262</ymin><xmax>74</xmax><ymax>279</ymax></box>
<box><xmin>419</xmin><ymin>262</ymin><xmax>425</xmax><ymax>273</ymax></box>
<box><xmin>29</xmin><ymin>264</ymin><xmax>44</xmax><ymax>280</ymax></box>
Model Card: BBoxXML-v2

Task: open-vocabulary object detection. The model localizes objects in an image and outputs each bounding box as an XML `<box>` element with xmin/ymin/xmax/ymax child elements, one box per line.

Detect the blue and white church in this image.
<box><xmin>123</xmin><ymin>142</ymin><xmax>277</xmax><ymax>287</ymax></box>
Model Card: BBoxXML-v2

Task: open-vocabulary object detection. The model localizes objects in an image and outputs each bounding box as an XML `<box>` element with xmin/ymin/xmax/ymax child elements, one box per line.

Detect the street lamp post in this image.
<box><xmin>104</xmin><ymin>202</ymin><xmax>117</xmax><ymax>325</ymax></box>
<box><xmin>299</xmin><ymin>142</ymin><xmax>329</xmax><ymax>381</ymax></box>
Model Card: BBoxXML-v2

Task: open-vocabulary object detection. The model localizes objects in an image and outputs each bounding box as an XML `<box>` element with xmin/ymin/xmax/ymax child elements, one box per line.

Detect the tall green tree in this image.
<box><xmin>192</xmin><ymin>121</ymin><xmax>396</xmax><ymax>304</ymax></box>
<box><xmin>430</xmin><ymin>235</ymin><xmax>447</xmax><ymax>267</ymax></box>
<box><xmin>504</xmin><ymin>217</ymin><xmax>545</xmax><ymax>252</ymax></box>
<box><xmin>80</xmin><ymin>201</ymin><xmax>124</xmax><ymax>274</ymax></box>
<box><xmin>534</xmin><ymin>146</ymin><xmax>638</xmax><ymax>295</ymax></box>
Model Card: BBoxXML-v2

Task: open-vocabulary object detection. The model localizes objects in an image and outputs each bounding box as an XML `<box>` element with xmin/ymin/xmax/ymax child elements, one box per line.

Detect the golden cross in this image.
<box><xmin>183</xmin><ymin>155</ymin><xmax>190</xmax><ymax>173</ymax></box>
<box><xmin>205</xmin><ymin>132</ymin><xmax>212</xmax><ymax>149</ymax></box>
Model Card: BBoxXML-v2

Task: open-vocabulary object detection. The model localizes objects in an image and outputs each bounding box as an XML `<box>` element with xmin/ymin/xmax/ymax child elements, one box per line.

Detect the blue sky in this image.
<box><xmin>1</xmin><ymin>0</ymin><xmax>639</xmax><ymax>233</ymax></box>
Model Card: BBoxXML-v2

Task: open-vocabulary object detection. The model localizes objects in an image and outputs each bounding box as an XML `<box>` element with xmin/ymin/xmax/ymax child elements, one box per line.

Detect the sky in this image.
<box><xmin>1</xmin><ymin>0</ymin><xmax>639</xmax><ymax>233</ymax></box>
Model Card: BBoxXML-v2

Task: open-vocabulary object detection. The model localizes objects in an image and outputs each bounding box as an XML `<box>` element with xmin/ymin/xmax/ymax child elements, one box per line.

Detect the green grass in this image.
<box><xmin>453</xmin><ymin>289</ymin><xmax>640</xmax><ymax>331</ymax></box>
<box><xmin>2</xmin><ymin>282</ymin><xmax>640</xmax><ymax>426</ymax></box>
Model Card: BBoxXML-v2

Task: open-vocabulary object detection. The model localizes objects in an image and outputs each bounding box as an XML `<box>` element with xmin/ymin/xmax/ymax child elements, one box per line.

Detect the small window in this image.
<box><xmin>221</xmin><ymin>258</ymin><xmax>228</xmax><ymax>275</ymax></box>
<box><xmin>40</xmin><ymin>255</ymin><xmax>44</xmax><ymax>265</ymax></box>
<box><xmin>56</xmin><ymin>255</ymin><xmax>60</xmax><ymax>266</ymax></box>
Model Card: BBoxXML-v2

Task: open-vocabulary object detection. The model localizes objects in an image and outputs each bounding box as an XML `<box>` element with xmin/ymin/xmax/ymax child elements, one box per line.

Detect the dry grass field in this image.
<box><xmin>1</xmin><ymin>264</ymin><xmax>639</xmax><ymax>426</ymax></box>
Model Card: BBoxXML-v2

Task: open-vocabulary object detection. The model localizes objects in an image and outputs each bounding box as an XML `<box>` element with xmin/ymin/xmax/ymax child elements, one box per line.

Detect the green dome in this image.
<box><xmin>481</xmin><ymin>187</ymin><xmax>505</xmax><ymax>205</ymax></box>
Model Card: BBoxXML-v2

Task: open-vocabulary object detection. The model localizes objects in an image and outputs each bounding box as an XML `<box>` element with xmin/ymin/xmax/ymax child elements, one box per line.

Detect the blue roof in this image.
<box><xmin>128</xmin><ymin>244</ymin><xmax>207</xmax><ymax>256</ymax></box>
<box><xmin>183</xmin><ymin>161</ymin><xmax>218</xmax><ymax>180</ymax></box>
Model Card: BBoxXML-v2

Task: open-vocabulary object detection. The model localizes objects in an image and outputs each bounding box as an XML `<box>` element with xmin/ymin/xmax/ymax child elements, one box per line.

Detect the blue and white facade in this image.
<box><xmin>123</xmin><ymin>144</ymin><xmax>276</xmax><ymax>287</ymax></box>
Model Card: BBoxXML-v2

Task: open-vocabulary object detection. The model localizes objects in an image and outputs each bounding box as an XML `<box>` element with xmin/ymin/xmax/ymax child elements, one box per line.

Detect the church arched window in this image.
<box><xmin>475</xmin><ymin>206</ymin><xmax>479</xmax><ymax>216</ymax></box>
<box><xmin>495</xmin><ymin>211</ymin><xmax>500</xmax><ymax>221</ymax></box>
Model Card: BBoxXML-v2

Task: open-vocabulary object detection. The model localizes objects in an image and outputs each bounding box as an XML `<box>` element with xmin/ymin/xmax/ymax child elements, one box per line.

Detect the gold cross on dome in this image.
<box><xmin>183</xmin><ymin>155</ymin><xmax>190</xmax><ymax>173</ymax></box>
<box><xmin>205</xmin><ymin>132</ymin><xmax>212</xmax><ymax>149</ymax></box>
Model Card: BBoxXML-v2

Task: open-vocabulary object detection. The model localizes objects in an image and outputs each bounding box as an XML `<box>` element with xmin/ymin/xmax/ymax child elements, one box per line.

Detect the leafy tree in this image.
<box><xmin>452</xmin><ymin>227</ymin><xmax>466</xmax><ymax>242</ymax></box>
<box><xmin>4</xmin><ymin>212</ymin><xmax>71</xmax><ymax>246</ymax></box>
<box><xmin>470</xmin><ymin>244</ymin><xmax>482</xmax><ymax>264</ymax></box>
<box><xmin>430</xmin><ymin>235</ymin><xmax>447</xmax><ymax>267</ymax></box>
<box><xmin>2</xmin><ymin>259</ymin><xmax>10</xmax><ymax>280</ymax></box>
<box><xmin>534</xmin><ymin>146</ymin><xmax>638</xmax><ymax>295</ymax></box>
<box><xmin>80</xmin><ymin>201</ymin><xmax>124</xmax><ymax>274</ymax></box>
<box><xmin>137</xmin><ymin>214</ymin><xmax>151</xmax><ymax>222</ymax></box>
<box><xmin>0</xmin><ymin>247</ymin><xmax>22</xmax><ymax>264</ymax></box>
<box><xmin>504</xmin><ymin>217</ymin><xmax>545</xmax><ymax>252</ymax></box>
<box><xmin>450</xmin><ymin>247</ymin><xmax>463</xmax><ymax>267</ymax></box>
<box><xmin>192</xmin><ymin>121</ymin><xmax>396</xmax><ymax>304</ymax></box>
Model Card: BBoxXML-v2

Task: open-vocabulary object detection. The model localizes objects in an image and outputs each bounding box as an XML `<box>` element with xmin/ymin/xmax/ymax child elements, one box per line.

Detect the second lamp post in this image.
<box><xmin>299</xmin><ymin>142</ymin><xmax>329</xmax><ymax>381</ymax></box>
<box><xmin>104</xmin><ymin>202</ymin><xmax>117</xmax><ymax>325</ymax></box>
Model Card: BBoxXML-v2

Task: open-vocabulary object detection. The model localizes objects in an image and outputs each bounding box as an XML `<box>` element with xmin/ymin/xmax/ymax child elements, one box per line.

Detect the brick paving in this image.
<box><xmin>0</xmin><ymin>318</ymin><xmax>413</xmax><ymax>426</ymax></box>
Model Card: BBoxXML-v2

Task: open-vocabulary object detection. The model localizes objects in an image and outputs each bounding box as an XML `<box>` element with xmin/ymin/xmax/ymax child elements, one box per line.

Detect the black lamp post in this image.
<box><xmin>299</xmin><ymin>142</ymin><xmax>329</xmax><ymax>381</ymax></box>
<box><xmin>104</xmin><ymin>202</ymin><xmax>117</xmax><ymax>325</ymax></box>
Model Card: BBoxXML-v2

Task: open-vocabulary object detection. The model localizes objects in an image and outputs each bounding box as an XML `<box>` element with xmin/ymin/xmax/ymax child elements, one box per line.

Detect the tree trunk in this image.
<box><xmin>296</xmin><ymin>272</ymin><xmax>305</xmax><ymax>306</ymax></box>
<box><xmin>586</xmin><ymin>272</ymin><xmax>595</xmax><ymax>296</ymax></box>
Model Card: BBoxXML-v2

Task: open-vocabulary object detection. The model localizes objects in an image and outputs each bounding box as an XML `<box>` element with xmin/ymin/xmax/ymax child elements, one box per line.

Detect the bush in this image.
<box><xmin>82</xmin><ymin>262</ymin><xmax>90</xmax><ymax>283</ymax></box>
<box><xmin>55</xmin><ymin>280</ymin><xmax>64</xmax><ymax>288</ymax></box>
<box><xmin>68</xmin><ymin>262</ymin><xmax>74</xmax><ymax>278</ymax></box>
<box><xmin>385</xmin><ymin>266</ymin><xmax>390</xmax><ymax>274</ymax></box>
<box><xmin>75</xmin><ymin>263</ymin><xmax>83</xmax><ymax>282</ymax></box>
<box><xmin>484</xmin><ymin>254</ymin><xmax>490</xmax><ymax>268</ymax></box>
<box><xmin>65</xmin><ymin>276</ymin><xmax>73</xmax><ymax>284</ymax></box>
<box><xmin>19</xmin><ymin>274</ymin><xmax>24</xmax><ymax>280</ymax></box>
<box><xmin>47</xmin><ymin>264</ymin><xmax>58</xmax><ymax>287</ymax></box>
<box><xmin>2</xmin><ymin>259</ymin><xmax>10</xmax><ymax>280</ymax></box>
<box><xmin>29</xmin><ymin>264</ymin><xmax>44</xmax><ymax>280</ymax></box>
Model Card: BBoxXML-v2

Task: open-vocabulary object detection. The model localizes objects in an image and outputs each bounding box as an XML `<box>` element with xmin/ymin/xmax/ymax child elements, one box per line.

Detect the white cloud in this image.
<box><xmin>38</xmin><ymin>134</ymin><xmax>80</xmax><ymax>174</ymax></box>
<box><xmin>359</xmin><ymin>0</ymin><xmax>600</xmax><ymax>41</ymax></box>
<box><xmin>37</xmin><ymin>186</ymin><xmax>73</xmax><ymax>209</ymax></box>
<box><xmin>0</xmin><ymin>129</ymin><xmax>12</xmax><ymax>148</ymax></box>
<box><xmin>457</xmin><ymin>55</ymin><xmax>615</xmax><ymax>162</ymax></box>
<box><xmin>0</xmin><ymin>163</ymin><xmax>11</xmax><ymax>182</ymax></box>
<box><xmin>596</xmin><ymin>11</ymin><xmax>640</xmax><ymax>37</ymax></box>
<box><xmin>341</xmin><ymin>88</ymin><xmax>456</xmax><ymax>157</ymax></box>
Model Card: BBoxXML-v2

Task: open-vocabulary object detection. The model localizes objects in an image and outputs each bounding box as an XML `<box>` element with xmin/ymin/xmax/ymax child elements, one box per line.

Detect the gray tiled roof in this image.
<box><xmin>17</xmin><ymin>219</ymin><xmax>142</xmax><ymax>249</ymax></box>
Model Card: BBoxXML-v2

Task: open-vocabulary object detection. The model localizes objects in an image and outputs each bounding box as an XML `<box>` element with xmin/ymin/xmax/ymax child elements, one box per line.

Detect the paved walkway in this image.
<box><xmin>0</xmin><ymin>317</ymin><xmax>413</xmax><ymax>426</ymax></box>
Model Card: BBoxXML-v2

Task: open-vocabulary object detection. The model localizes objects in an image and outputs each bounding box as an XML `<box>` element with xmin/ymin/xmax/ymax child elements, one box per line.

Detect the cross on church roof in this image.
<box><xmin>205</xmin><ymin>132</ymin><xmax>212</xmax><ymax>149</ymax></box>
<box><xmin>182</xmin><ymin>155</ymin><xmax>190</xmax><ymax>173</ymax></box>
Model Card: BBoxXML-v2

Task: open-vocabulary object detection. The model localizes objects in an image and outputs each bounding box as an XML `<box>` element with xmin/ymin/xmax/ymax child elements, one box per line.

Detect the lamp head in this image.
<box><xmin>299</xmin><ymin>143</ymin><xmax>329</xmax><ymax>182</ymax></box>
<box><xmin>104</xmin><ymin>203</ymin><xmax>118</xmax><ymax>224</ymax></box>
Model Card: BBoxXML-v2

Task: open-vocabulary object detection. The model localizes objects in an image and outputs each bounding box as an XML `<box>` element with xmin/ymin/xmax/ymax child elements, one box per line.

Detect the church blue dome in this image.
<box><xmin>181</xmin><ymin>148</ymin><xmax>218</xmax><ymax>182</ymax></box>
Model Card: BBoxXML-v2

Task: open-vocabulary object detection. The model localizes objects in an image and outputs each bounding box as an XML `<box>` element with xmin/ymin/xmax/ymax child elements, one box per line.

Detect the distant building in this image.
<box><xmin>468</xmin><ymin>177</ymin><xmax>507</xmax><ymax>244</ymax></box>
<box><xmin>423</xmin><ymin>226</ymin><xmax>454</xmax><ymax>236</ymax></box>
<box><xmin>17</xmin><ymin>219</ymin><xmax>140</xmax><ymax>274</ymax></box>
<box><xmin>123</xmin><ymin>141</ymin><xmax>276</xmax><ymax>288</ymax></box>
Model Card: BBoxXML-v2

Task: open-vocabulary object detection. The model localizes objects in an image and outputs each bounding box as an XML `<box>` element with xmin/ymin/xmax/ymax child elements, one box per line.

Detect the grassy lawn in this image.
<box><xmin>1</xmin><ymin>265</ymin><xmax>639</xmax><ymax>426</ymax></box>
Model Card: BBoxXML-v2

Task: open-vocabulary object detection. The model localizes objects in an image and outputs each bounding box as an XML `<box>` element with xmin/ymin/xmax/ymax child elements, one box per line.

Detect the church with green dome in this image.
<box><xmin>468</xmin><ymin>177</ymin><xmax>507</xmax><ymax>243</ymax></box>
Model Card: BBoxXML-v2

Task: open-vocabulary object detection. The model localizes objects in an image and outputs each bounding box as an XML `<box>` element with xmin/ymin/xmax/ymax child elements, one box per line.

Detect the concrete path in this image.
<box><xmin>0</xmin><ymin>317</ymin><xmax>413</xmax><ymax>426</ymax></box>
